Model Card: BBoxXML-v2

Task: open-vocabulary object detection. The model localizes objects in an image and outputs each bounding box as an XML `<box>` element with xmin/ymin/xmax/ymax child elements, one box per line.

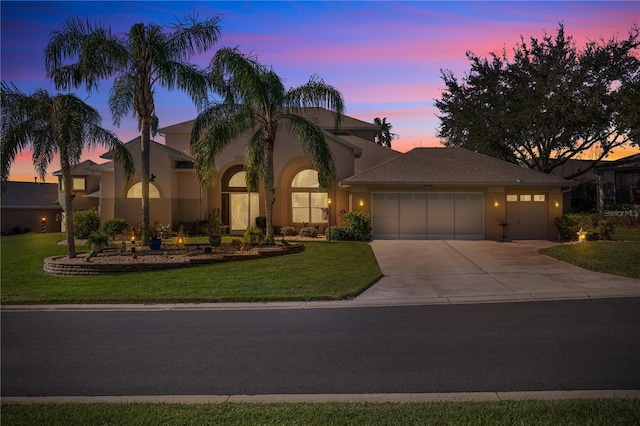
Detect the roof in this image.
<box><xmin>101</xmin><ymin>137</ymin><xmax>193</xmax><ymax>162</ymax></box>
<box><xmin>593</xmin><ymin>153</ymin><xmax>640</xmax><ymax>172</ymax></box>
<box><xmin>1</xmin><ymin>181</ymin><xmax>60</xmax><ymax>209</ymax></box>
<box><xmin>341</xmin><ymin>148</ymin><xmax>576</xmax><ymax>187</ymax></box>
<box><xmin>548</xmin><ymin>158</ymin><xmax>607</xmax><ymax>182</ymax></box>
<box><xmin>52</xmin><ymin>160</ymin><xmax>98</xmax><ymax>176</ymax></box>
<box><xmin>159</xmin><ymin>107</ymin><xmax>378</xmax><ymax>134</ymax></box>
<box><xmin>338</xmin><ymin>135</ymin><xmax>403</xmax><ymax>175</ymax></box>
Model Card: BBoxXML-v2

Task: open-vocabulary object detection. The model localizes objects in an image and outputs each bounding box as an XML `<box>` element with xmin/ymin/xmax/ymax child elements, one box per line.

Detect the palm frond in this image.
<box><xmin>283</xmin><ymin>113</ymin><xmax>337</xmax><ymax>188</ymax></box>
<box><xmin>284</xmin><ymin>75</ymin><xmax>345</xmax><ymax>129</ymax></box>
<box><xmin>191</xmin><ymin>103</ymin><xmax>255</xmax><ymax>187</ymax></box>
<box><xmin>109</xmin><ymin>75</ymin><xmax>135</xmax><ymax>126</ymax></box>
<box><xmin>168</xmin><ymin>14</ymin><xmax>222</xmax><ymax>60</ymax></box>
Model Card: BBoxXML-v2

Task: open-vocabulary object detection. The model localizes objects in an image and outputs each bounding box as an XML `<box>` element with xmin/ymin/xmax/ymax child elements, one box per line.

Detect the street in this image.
<box><xmin>2</xmin><ymin>298</ymin><xmax>639</xmax><ymax>396</ymax></box>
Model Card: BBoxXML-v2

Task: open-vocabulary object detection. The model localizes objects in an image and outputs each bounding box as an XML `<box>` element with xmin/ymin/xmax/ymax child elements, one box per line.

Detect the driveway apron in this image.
<box><xmin>357</xmin><ymin>240</ymin><xmax>640</xmax><ymax>304</ymax></box>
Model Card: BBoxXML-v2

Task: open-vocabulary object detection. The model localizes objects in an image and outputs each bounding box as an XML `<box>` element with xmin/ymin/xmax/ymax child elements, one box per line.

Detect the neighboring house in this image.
<box><xmin>1</xmin><ymin>181</ymin><xmax>61</xmax><ymax>234</ymax></box>
<box><xmin>549</xmin><ymin>159</ymin><xmax>605</xmax><ymax>213</ymax></box>
<box><xmin>56</xmin><ymin>108</ymin><xmax>575</xmax><ymax>241</ymax></box>
<box><xmin>594</xmin><ymin>153</ymin><xmax>640</xmax><ymax>210</ymax></box>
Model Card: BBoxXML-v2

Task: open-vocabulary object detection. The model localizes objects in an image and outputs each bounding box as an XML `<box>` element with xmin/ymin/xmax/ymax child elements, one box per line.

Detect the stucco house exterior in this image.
<box><xmin>54</xmin><ymin>108</ymin><xmax>575</xmax><ymax>241</ymax></box>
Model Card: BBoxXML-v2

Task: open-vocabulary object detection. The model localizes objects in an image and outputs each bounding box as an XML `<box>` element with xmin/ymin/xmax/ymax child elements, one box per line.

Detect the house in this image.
<box><xmin>549</xmin><ymin>158</ymin><xmax>605</xmax><ymax>213</ymax></box>
<box><xmin>1</xmin><ymin>181</ymin><xmax>61</xmax><ymax>234</ymax></box>
<box><xmin>55</xmin><ymin>108</ymin><xmax>575</xmax><ymax>241</ymax></box>
<box><xmin>593</xmin><ymin>153</ymin><xmax>640</xmax><ymax>210</ymax></box>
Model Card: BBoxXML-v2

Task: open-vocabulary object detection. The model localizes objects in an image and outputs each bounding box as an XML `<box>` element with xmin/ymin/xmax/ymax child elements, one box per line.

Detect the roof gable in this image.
<box><xmin>101</xmin><ymin>137</ymin><xmax>193</xmax><ymax>162</ymax></box>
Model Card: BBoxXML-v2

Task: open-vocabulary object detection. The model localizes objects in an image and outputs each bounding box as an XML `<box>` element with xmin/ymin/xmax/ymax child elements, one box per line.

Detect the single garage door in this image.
<box><xmin>372</xmin><ymin>192</ymin><xmax>484</xmax><ymax>240</ymax></box>
<box><xmin>506</xmin><ymin>194</ymin><xmax>547</xmax><ymax>239</ymax></box>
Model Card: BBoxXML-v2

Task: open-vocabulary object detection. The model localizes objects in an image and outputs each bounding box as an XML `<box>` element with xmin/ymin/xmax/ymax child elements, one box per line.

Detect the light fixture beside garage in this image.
<box><xmin>554</xmin><ymin>200</ymin><xmax>560</xmax><ymax>208</ymax></box>
<box><xmin>493</xmin><ymin>199</ymin><xmax>499</xmax><ymax>207</ymax></box>
<box><xmin>359</xmin><ymin>198</ymin><xmax>364</xmax><ymax>207</ymax></box>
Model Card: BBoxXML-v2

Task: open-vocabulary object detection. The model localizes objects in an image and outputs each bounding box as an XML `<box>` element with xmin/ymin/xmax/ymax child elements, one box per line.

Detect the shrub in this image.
<box><xmin>281</xmin><ymin>226</ymin><xmax>297</xmax><ymax>236</ymax></box>
<box><xmin>274</xmin><ymin>225</ymin><xmax>282</xmax><ymax>236</ymax></box>
<box><xmin>102</xmin><ymin>218</ymin><xmax>129</xmax><ymax>239</ymax></box>
<box><xmin>73</xmin><ymin>209</ymin><xmax>100</xmax><ymax>239</ymax></box>
<box><xmin>255</xmin><ymin>216</ymin><xmax>267</xmax><ymax>233</ymax></box>
<box><xmin>555</xmin><ymin>213</ymin><xmax>615</xmax><ymax>241</ymax></box>
<box><xmin>327</xmin><ymin>226</ymin><xmax>350</xmax><ymax>241</ymax></box>
<box><xmin>87</xmin><ymin>231</ymin><xmax>109</xmax><ymax>246</ymax></box>
<box><xmin>343</xmin><ymin>211</ymin><xmax>371</xmax><ymax>241</ymax></box>
<box><xmin>244</xmin><ymin>227</ymin><xmax>264</xmax><ymax>244</ymax></box>
<box><xmin>300</xmin><ymin>227</ymin><xmax>318</xmax><ymax>238</ymax></box>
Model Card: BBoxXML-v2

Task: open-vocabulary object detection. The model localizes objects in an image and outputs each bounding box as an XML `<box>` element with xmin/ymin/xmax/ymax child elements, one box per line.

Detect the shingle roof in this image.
<box><xmin>52</xmin><ymin>160</ymin><xmax>98</xmax><ymax>176</ymax></box>
<box><xmin>337</xmin><ymin>135</ymin><xmax>403</xmax><ymax>175</ymax></box>
<box><xmin>100</xmin><ymin>137</ymin><xmax>193</xmax><ymax>161</ymax></box>
<box><xmin>341</xmin><ymin>148</ymin><xmax>575</xmax><ymax>187</ymax></box>
<box><xmin>1</xmin><ymin>181</ymin><xmax>60</xmax><ymax>208</ymax></box>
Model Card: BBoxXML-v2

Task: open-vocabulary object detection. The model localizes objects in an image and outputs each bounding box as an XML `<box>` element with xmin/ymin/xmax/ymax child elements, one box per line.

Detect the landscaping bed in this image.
<box><xmin>43</xmin><ymin>243</ymin><xmax>304</xmax><ymax>276</ymax></box>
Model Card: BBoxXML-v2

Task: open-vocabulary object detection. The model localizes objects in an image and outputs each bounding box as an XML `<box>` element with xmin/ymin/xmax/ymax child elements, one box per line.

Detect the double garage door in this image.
<box><xmin>372</xmin><ymin>193</ymin><xmax>484</xmax><ymax>240</ymax></box>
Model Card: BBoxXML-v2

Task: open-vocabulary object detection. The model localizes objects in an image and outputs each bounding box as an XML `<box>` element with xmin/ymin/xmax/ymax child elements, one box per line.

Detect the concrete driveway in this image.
<box><xmin>356</xmin><ymin>240</ymin><xmax>640</xmax><ymax>305</ymax></box>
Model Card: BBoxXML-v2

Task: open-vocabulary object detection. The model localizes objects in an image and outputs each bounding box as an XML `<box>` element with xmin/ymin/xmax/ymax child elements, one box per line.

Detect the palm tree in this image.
<box><xmin>191</xmin><ymin>47</ymin><xmax>344</xmax><ymax>244</ymax></box>
<box><xmin>44</xmin><ymin>15</ymin><xmax>222</xmax><ymax>242</ymax></box>
<box><xmin>373</xmin><ymin>117</ymin><xmax>398</xmax><ymax>148</ymax></box>
<box><xmin>1</xmin><ymin>82</ymin><xmax>134</xmax><ymax>258</ymax></box>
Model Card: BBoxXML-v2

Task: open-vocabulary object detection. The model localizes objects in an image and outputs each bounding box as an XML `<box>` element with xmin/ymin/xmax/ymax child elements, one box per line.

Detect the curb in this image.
<box><xmin>3</xmin><ymin>390</ymin><xmax>639</xmax><ymax>404</ymax></box>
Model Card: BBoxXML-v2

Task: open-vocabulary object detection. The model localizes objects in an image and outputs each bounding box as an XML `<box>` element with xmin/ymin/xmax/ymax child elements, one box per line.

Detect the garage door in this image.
<box><xmin>506</xmin><ymin>194</ymin><xmax>547</xmax><ymax>239</ymax></box>
<box><xmin>372</xmin><ymin>192</ymin><xmax>484</xmax><ymax>240</ymax></box>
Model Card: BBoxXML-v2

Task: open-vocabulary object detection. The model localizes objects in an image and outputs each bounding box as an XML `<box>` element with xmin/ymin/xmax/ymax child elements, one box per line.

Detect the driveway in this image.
<box><xmin>356</xmin><ymin>240</ymin><xmax>640</xmax><ymax>305</ymax></box>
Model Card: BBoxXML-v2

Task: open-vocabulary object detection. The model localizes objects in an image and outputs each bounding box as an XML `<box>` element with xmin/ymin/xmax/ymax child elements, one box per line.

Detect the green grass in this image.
<box><xmin>0</xmin><ymin>234</ymin><xmax>381</xmax><ymax>304</ymax></box>
<box><xmin>612</xmin><ymin>226</ymin><xmax>640</xmax><ymax>242</ymax></box>
<box><xmin>2</xmin><ymin>400</ymin><xmax>639</xmax><ymax>425</ymax></box>
<box><xmin>540</xmin><ymin>240</ymin><xmax>640</xmax><ymax>279</ymax></box>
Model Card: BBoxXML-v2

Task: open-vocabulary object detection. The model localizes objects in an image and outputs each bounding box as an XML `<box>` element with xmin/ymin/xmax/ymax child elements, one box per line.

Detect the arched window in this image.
<box><xmin>126</xmin><ymin>182</ymin><xmax>161</xmax><ymax>198</ymax></box>
<box><xmin>222</xmin><ymin>166</ymin><xmax>259</xmax><ymax>232</ymax></box>
<box><xmin>291</xmin><ymin>169</ymin><xmax>327</xmax><ymax>223</ymax></box>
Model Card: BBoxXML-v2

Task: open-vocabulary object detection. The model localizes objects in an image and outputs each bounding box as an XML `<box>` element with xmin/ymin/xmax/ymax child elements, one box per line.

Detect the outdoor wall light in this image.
<box><xmin>493</xmin><ymin>199</ymin><xmax>499</xmax><ymax>207</ymax></box>
<box><xmin>359</xmin><ymin>198</ymin><xmax>364</xmax><ymax>207</ymax></box>
<box><xmin>554</xmin><ymin>200</ymin><xmax>560</xmax><ymax>208</ymax></box>
<box><xmin>327</xmin><ymin>198</ymin><xmax>332</xmax><ymax>206</ymax></box>
<box><xmin>577</xmin><ymin>227</ymin><xmax>587</xmax><ymax>243</ymax></box>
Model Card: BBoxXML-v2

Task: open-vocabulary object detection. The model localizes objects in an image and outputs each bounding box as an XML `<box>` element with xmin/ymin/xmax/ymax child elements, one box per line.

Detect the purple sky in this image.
<box><xmin>2</xmin><ymin>1</ymin><xmax>639</xmax><ymax>182</ymax></box>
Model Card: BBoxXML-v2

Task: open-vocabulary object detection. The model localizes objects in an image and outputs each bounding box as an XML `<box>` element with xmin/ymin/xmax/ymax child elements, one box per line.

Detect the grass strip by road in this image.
<box><xmin>2</xmin><ymin>400</ymin><xmax>640</xmax><ymax>425</ymax></box>
<box><xmin>540</xmin><ymin>241</ymin><xmax>640</xmax><ymax>279</ymax></box>
<box><xmin>0</xmin><ymin>234</ymin><xmax>381</xmax><ymax>304</ymax></box>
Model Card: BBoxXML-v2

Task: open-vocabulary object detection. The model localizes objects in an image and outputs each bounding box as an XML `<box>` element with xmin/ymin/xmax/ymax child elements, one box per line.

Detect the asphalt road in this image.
<box><xmin>2</xmin><ymin>298</ymin><xmax>640</xmax><ymax>396</ymax></box>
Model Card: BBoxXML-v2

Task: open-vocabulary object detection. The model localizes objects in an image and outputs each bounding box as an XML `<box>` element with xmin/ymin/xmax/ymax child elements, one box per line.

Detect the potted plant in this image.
<box><xmin>206</xmin><ymin>209</ymin><xmax>222</xmax><ymax>247</ymax></box>
<box><xmin>87</xmin><ymin>231</ymin><xmax>109</xmax><ymax>253</ymax></box>
<box><xmin>143</xmin><ymin>224</ymin><xmax>162</xmax><ymax>250</ymax></box>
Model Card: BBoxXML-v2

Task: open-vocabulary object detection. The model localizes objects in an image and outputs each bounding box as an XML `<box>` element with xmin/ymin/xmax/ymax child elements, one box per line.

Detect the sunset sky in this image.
<box><xmin>2</xmin><ymin>1</ymin><xmax>639</xmax><ymax>182</ymax></box>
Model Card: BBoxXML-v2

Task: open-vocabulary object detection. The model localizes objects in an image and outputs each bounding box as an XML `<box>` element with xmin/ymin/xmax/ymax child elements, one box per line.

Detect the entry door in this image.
<box><xmin>230</xmin><ymin>193</ymin><xmax>259</xmax><ymax>232</ymax></box>
<box><xmin>506</xmin><ymin>194</ymin><xmax>547</xmax><ymax>239</ymax></box>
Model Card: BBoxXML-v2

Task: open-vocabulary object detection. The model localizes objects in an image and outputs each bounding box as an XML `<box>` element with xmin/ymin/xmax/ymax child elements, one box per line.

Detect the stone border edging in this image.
<box><xmin>43</xmin><ymin>244</ymin><xmax>304</xmax><ymax>276</ymax></box>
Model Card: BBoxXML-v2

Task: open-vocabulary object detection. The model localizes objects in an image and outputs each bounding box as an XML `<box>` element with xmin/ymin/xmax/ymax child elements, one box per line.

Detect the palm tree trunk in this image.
<box><xmin>263</xmin><ymin>139</ymin><xmax>276</xmax><ymax>245</ymax></box>
<box><xmin>140</xmin><ymin>116</ymin><xmax>151</xmax><ymax>244</ymax></box>
<box><xmin>61</xmin><ymin>160</ymin><xmax>76</xmax><ymax>258</ymax></box>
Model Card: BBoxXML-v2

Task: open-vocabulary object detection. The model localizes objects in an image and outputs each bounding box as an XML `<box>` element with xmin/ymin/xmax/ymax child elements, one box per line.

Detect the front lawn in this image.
<box><xmin>540</xmin><ymin>240</ymin><xmax>640</xmax><ymax>279</ymax></box>
<box><xmin>2</xmin><ymin>399</ymin><xmax>639</xmax><ymax>425</ymax></box>
<box><xmin>0</xmin><ymin>234</ymin><xmax>381</xmax><ymax>304</ymax></box>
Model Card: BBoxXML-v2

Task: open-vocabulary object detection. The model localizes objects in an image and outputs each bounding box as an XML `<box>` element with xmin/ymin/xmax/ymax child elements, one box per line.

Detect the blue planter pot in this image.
<box><xmin>149</xmin><ymin>238</ymin><xmax>162</xmax><ymax>250</ymax></box>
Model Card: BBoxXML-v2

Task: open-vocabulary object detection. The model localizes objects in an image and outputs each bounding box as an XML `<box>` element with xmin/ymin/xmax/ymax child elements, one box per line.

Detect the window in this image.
<box><xmin>520</xmin><ymin>195</ymin><xmax>532</xmax><ymax>202</ymax></box>
<box><xmin>126</xmin><ymin>182</ymin><xmax>160</xmax><ymax>198</ymax></box>
<box><xmin>60</xmin><ymin>177</ymin><xmax>86</xmax><ymax>191</ymax></box>
<box><xmin>506</xmin><ymin>195</ymin><xmax>518</xmax><ymax>202</ymax></box>
<box><xmin>291</xmin><ymin>169</ymin><xmax>327</xmax><ymax>223</ymax></box>
<box><xmin>534</xmin><ymin>194</ymin><xmax>546</xmax><ymax>202</ymax></box>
